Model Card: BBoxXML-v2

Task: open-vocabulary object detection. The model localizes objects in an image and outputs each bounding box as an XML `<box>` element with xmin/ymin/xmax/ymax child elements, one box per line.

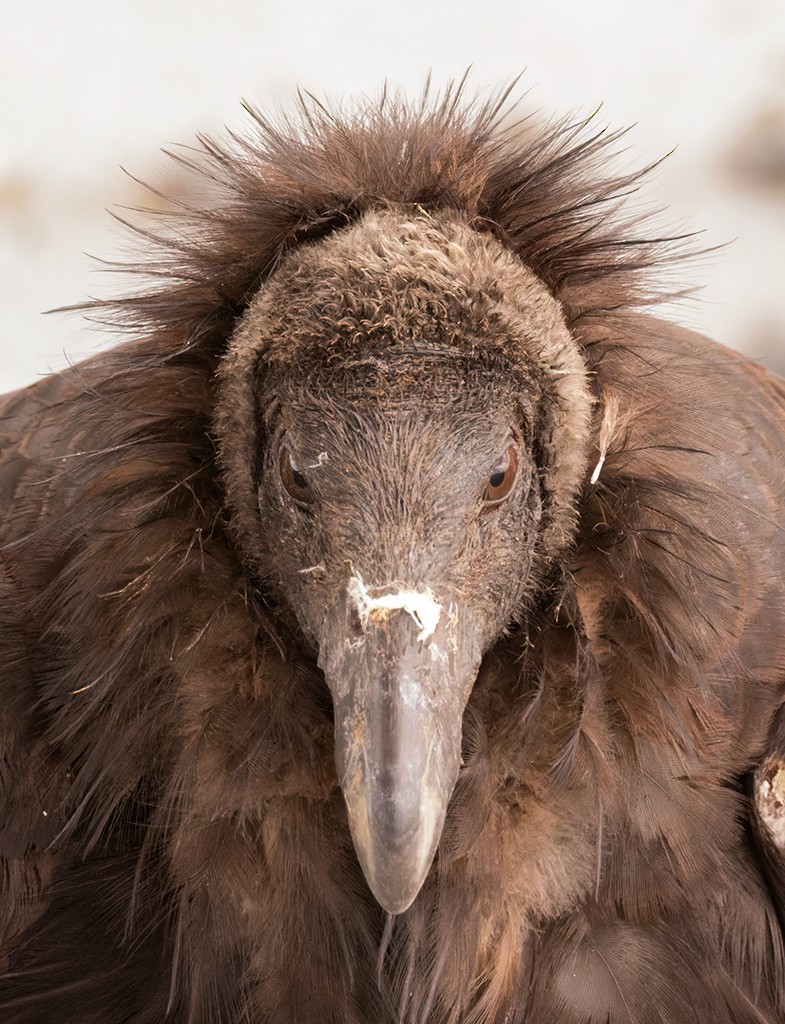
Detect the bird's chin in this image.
<box><xmin>317</xmin><ymin>586</ymin><xmax>481</xmax><ymax>914</ymax></box>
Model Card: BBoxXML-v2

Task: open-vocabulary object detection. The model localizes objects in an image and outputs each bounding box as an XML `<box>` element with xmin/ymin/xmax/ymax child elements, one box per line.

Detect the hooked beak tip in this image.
<box><xmin>342</xmin><ymin>775</ymin><xmax>446</xmax><ymax>914</ymax></box>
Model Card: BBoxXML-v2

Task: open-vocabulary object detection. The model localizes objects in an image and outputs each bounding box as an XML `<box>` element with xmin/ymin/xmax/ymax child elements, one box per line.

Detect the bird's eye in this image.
<box><xmin>483</xmin><ymin>444</ymin><xmax>519</xmax><ymax>504</ymax></box>
<box><xmin>280</xmin><ymin>449</ymin><xmax>314</xmax><ymax>505</ymax></box>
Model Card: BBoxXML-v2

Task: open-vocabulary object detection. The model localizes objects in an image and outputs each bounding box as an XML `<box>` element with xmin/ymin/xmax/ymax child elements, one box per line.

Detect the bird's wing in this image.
<box><xmin>0</xmin><ymin>350</ymin><xmax>228</xmax><ymax>947</ymax></box>
<box><xmin>0</xmin><ymin>371</ymin><xmax>90</xmax><ymax>943</ymax></box>
<box><xmin>576</xmin><ymin>313</ymin><xmax>785</xmax><ymax>923</ymax></box>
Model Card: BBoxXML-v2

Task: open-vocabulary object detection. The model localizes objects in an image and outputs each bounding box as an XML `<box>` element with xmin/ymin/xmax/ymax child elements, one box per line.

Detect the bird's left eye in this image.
<box><xmin>280</xmin><ymin>449</ymin><xmax>314</xmax><ymax>505</ymax></box>
<box><xmin>483</xmin><ymin>444</ymin><xmax>519</xmax><ymax>504</ymax></box>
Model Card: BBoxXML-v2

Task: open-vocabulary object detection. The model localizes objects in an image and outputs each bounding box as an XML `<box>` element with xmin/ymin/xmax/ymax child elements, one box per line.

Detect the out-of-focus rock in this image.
<box><xmin>724</xmin><ymin>101</ymin><xmax>785</xmax><ymax>193</ymax></box>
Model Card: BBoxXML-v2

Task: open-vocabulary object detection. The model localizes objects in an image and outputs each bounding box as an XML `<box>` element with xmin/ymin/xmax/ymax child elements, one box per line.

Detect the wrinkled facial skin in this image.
<box><xmin>254</xmin><ymin>351</ymin><xmax>547</xmax><ymax>912</ymax></box>
<box><xmin>257</xmin><ymin>355</ymin><xmax>544</xmax><ymax>646</ymax></box>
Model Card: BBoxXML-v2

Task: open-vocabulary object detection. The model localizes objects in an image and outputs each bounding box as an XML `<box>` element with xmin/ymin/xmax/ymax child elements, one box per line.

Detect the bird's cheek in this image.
<box><xmin>316</xmin><ymin>578</ymin><xmax>482</xmax><ymax>914</ymax></box>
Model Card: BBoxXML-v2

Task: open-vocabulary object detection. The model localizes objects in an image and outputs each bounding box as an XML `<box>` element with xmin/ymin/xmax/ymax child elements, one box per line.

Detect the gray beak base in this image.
<box><xmin>318</xmin><ymin>587</ymin><xmax>480</xmax><ymax>914</ymax></box>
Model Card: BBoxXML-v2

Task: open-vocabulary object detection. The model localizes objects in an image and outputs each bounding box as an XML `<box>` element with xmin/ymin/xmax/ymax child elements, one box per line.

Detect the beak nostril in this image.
<box><xmin>349</xmin><ymin>607</ymin><xmax>365</xmax><ymax>638</ymax></box>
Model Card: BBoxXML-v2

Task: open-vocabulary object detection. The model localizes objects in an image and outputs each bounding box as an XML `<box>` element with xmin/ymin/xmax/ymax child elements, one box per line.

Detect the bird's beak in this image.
<box><xmin>317</xmin><ymin>579</ymin><xmax>481</xmax><ymax>914</ymax></box>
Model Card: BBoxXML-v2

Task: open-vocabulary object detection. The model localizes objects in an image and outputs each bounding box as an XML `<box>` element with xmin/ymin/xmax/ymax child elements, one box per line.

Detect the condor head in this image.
<box><xmin>215</xmin><ymin>207</ymin><xmax>593</xmax><ymax>913</ymax></box>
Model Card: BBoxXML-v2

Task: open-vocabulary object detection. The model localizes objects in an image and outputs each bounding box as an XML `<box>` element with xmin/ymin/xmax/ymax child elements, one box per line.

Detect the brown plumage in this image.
<box><xmin>2</xmin><ymin>83</ymin><xmax>785</xmax><ymax>1023</ymax></box>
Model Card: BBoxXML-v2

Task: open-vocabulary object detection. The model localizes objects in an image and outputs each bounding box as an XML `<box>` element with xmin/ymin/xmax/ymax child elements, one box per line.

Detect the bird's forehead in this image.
<box><xmin>262</xmin><ymin>345</ymin><xmax>539</xmax><ymax>417</ymax></box>
<box><xmin>252</xmin><ymin>206</ymin><xmax>565</xmax><ymax>380</ymax></box>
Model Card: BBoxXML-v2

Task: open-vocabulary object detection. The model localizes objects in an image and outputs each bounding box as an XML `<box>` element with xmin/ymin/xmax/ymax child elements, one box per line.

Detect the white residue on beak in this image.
<box><xmin>347</xmin><ymin>574</ymin><xmax>442</xmax><ymax>643</ymax></box>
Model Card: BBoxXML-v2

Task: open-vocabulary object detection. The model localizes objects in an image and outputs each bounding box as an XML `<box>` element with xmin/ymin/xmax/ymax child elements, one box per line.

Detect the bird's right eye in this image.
<box><xmin>280</xmin><ymin>449</ymin><xmax>314</xmax><ymax>505</ymax></box>
<box><xmin>483</xmin><ymin>443</ymin><xmax>519</xmax><ymax>504</ymax></box>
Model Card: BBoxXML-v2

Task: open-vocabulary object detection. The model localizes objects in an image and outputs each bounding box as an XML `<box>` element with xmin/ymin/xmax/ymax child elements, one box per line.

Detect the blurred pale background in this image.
<box><xmin>2</xmin><ymin>0</ymin><xmax>784</xmax><ymax>392</ymax></box>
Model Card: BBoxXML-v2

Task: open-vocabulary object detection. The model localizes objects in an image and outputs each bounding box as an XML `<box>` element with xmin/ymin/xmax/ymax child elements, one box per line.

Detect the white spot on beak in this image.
<box><xmin>347</xmin><ymin>575</ymin><xmax>442</xmax><ymax>643</ymax></box>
